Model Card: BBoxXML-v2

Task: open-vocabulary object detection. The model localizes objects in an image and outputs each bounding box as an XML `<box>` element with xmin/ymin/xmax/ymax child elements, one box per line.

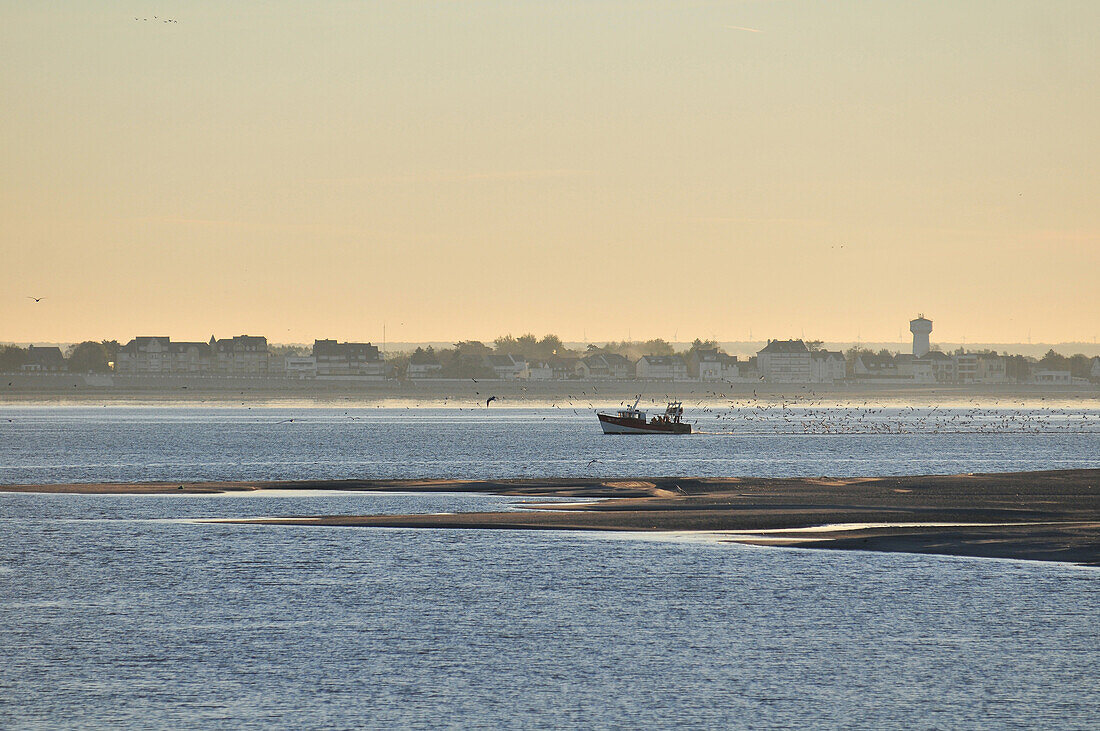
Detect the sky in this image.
<box><xmin>2</xmin><ymin>1</ymin><xmax>1097</xmax><ymax>346</ymax></box>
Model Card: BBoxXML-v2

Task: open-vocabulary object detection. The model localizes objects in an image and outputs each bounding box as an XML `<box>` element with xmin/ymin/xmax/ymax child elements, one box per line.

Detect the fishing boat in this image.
<box><xmin>597</xmin><ymin>398</ymin><xmax>691</xmax><ymax>434</ymax></box>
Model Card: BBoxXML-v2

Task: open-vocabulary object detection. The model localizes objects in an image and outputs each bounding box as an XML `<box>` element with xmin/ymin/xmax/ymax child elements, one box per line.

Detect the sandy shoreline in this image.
<box><xmin>4</xmin><ymin>469</ymin><xmax>1098</xmax><ymax>565</ymax></box>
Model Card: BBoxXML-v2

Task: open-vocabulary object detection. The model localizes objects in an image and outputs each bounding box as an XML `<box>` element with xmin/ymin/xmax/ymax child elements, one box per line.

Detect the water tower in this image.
<box><xmin>910</xmin><ymin>315</ymin><xmax>932</xmax><ymax>357</ymax></box>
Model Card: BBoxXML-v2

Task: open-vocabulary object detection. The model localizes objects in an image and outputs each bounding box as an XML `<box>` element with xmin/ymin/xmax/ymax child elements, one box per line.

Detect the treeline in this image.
<box><xmin>0</xmin><ymin>341</ymin><xmax>120</xmax><ymax>373</ymax></box>
<box><xmin>386</xmin><ymin>334</ymin><xmax>721</xmax><ymax>379</ymax></box>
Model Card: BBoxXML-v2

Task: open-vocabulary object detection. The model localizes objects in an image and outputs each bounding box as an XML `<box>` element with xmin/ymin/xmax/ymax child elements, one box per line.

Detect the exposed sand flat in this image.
<box><xmin>7</xmin><ymin>469</ymin><xmax>1096</xmax><ymax>565</ymax></box>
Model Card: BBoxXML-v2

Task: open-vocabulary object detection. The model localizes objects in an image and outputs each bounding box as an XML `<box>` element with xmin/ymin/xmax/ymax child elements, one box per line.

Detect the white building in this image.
<box><xmin>485</xmin><ymin>354</ymin><xmax>527</xmax><ymax>379</ymax></box>
<box><xmin>285</xmin><ymin>356</ymin><xmax>317</xmax><ymax>378</ymax></box>
<box><xmin>524</xmin><ymin>362</ymin><xmax>554</xmax><ymax>380</ymax></box>
<box><xmin>635</xmin><ymin>355</ymin><xmax>688</xmax><ymax>380</ymax></box>
<box><xmin>895</xmin><ymin>355</ymin><xmax>934</xmax><ymax>383</ymax></box>
<box><xmin>116</xmin><ymin>337</ymin><xmax>213</xmax><ymax>375</ymax></box>
<box><xmin>312</xmin><ymin>340</ymin><xmax>384</xmax><ymax>379</ymax></box>
<box><xmin>688</xmin><ymin>349</ymin><xmax>740</xmax><ymax>381</ymax></box>
<box><xmin>809</xmin><ymin>350</ymin><xmax>846</xmax><ymax>383</ymax></box>
<box><xmin>407</xmin><ymin>348</ymin><xmax>442</xmax><ymax>379</ymax></box>
<box><xmin>211</xmin><ymin>335</ymin><xmax>271</xmax><ymax>376</ymax></box>
<box><xmin>576</xmin><ymin>353</ymin><xmax>633</xmax><ymax>380</ymax></box>
<box><xmin>921</xmin><ymin>351</ymin><xmax>956</xmax><ymax>382</ymax></box>
<box><xmin>1032</xmin><ymin>370</ymin><xmax>1071</xmax><ymax>384</ymax></box>
<box><xmin>407</xmin><ymin>362</ymin><xmax>443</xmax><ymax>378</ymax></box>
<box><xmin>954</xmin><ymin>352</ymin><xmax>978</xmax><ymax>383</ymax></box>
<box><xmin>953</xmin><ymin>352</ymin><xmax>1006</xmax><ymax>384</ymax></box>
<box><xmin>757</xmin><ymin>340</ymin><xmax>811</xmax><ymax>383</ymax></box>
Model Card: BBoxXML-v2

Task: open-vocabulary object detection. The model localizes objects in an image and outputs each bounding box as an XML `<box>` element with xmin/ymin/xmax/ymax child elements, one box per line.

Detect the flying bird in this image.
<box><xmin>485</xmin><ymin>396</ymin><xmax>497</xmax><ymax>407</ymax></box>
<box><xmin>27</xmin><ymin>296</ymin><xmax>44</xmax><ymax>302</ymax></box>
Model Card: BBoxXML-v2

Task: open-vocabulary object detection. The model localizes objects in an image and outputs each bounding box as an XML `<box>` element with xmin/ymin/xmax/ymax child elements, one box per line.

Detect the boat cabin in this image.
<box><xmin>650</xmin><ymin>401</ymin><xmax>684</xmax><ymax>424</ymax></box>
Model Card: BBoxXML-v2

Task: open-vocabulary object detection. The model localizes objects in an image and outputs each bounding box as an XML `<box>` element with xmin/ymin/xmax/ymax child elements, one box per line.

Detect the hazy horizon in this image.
<box><xmin>3</xmin><ymin>1</ymin><xmax>1097</xmax><ymax>344</ymax></box>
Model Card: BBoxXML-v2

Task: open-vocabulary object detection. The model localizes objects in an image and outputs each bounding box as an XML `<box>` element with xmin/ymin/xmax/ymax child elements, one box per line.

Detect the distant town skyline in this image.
<box><xmin>2</xmin><ymin>311</ymin><xmax>1098</xmax><ymax>351</ymax></box>
<box><xmin>3</xmin><ymin>2</ymin><xmax>1098</xmax><ymax>344</ymax></box>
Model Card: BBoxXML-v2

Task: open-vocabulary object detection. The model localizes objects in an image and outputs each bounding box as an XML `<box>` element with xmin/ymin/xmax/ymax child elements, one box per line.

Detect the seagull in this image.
<box><xmin>586</xmin><ymin>458</ymin><xmax>599</xmax><ymax>468</ymax></box>
<box><xmin>486</xmin><ymin>396</ymin><xmax>497</xmax><ymax>407</ymax></box>
<box><xmin>27</xmin><ymin>296</ymin><xmax>44</xmax><ymax>302</ymax></box>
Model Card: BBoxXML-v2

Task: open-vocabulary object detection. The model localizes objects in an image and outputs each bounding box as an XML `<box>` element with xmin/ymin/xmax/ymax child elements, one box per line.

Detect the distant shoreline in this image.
<box><xmin>5</xmin><ymin>470</ymin><xmax>1098</xmax><ymax>566</ymax></box>
<box><xmin>2</xmin><ymin>374</ymin><xmax>1097</xmax><ymax>404</ymax></box>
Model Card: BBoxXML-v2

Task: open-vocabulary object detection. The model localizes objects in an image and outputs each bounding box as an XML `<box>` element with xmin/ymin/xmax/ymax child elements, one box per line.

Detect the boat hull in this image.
<box><xmin>597</xmin><ymin>413</ymin><xmax>691</xmax><ymax>434</ymax></box>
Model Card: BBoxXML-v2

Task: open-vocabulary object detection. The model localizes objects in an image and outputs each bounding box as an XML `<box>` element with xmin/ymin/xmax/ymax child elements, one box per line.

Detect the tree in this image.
<box><xmin>689</xmin><ymin>338</ymin><xmax>719</xmax><ymax>352</ymax></box>
<box><xmin>805</xmin><ymin>339</ymin><xmax>823</xmax><ymax>352</ymax></box>
<box><xmin>269</xmin><ymin>344</ymin><xmax>309</xmax><ymax>359</ymax></box>
<box><xmin>0</xmin><ymin>345</ymin><xmax>28</xmax><ymax>371</ymax></box>
<box><xmin>493</xmin><ymin>335</ymin><xmax>519</xmax><ymax>353</ymax></box>
<box><xmin>66</xmin><ymin>341</ymin><xmax>109</xmax><ymax>373</ymax></box>
<box><xmin>516</xmin><ymin>333</ymin><xmax>538</xmax><ymax>354</ymax></box>
<box><xmin>1039</xmin><ymin>349</ymin><xmax>1068</xmax><ymax>371</ymax></box>
<box><xmin>101</xmin><ymin>339</ymin><xmax>121</xmax><ymax>363</ymax></box>
<box><xmin>537</xmin><ymin>334</ymin><xmax>564</xmax><ymax>357</ymax></box>
<box><xmin>640</xmin><ymin>338</ymin><xmax>674</xmax><ymax>356</ymax></box>
<box><xmin>409</xmin><ymin>346</ymin><xmax>438</xmax><ymax>365</ymax></box>
<box><xmin>454</xmin><ymin>340</ymin><xmax>492</xmax><ymax>357</ymax></box>
<box><xmin>1068</xmin><ymin>353</ymin><xmax>1091</xmax><ymax>378</ymax></box>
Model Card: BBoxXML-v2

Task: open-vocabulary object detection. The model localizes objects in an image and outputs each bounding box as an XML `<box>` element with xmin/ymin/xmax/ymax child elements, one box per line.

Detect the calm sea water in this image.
<box><xmin>1</xmin><ymin>406</ymin><xmax>1098</xmax><ymax>728</ymax></box>
<box><xmin>1</xmin><ymin>405</ymin><xmax>1098</xmax><ymax>484</ymax></box>
<box><xmin>1</xmin><ymin>492</ymin><xmax>1098</xmax><ymax>729</ymax></box>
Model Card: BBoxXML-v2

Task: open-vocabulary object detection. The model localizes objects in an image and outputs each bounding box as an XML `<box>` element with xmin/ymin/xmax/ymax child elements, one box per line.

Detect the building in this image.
<box><xmin>895</xmin><ymin>354</ymin><xmax>934</xmax><ymax>383</ymax></box>
<box><xmin>312</xmin><ymin>339</ymin><xmax>383</xmax><ymax>378</ymax></box>
<box><xmin>524</xmin><ymin>361</ymin><xmax>554</xmax><ymax>380</ymax></box>
<box><xmin>910</xmin><ymin>316</ymin><xmax>932</xmax><ymax>357</ymax></box>
<box><xmin>115</xmin><ymin>337</ymin><xmax>213</xmax><ymax>374</ymax></box>
<box><xmin>576</xmin><ymin>353</ymin><xmax>634</xmax><ymax>380</ymax></box>
<box><xmin>549</xmin><ymin>356</ymin><xmax>579</xmax><ymax>380</ymax></box>
<box><xmin>953</xmin><ymin>352</ymin><xmax>1007</xmax><ymax>384</ymax></box>
<box><xmin>975</xmin><ymin>354</ymin><xmax>1007</xmax><ymax>383</ymax></box>
<box><xmin>921</xmin><ymin>350</ymin><xmax>956</xmax><ymax>382</ymax></box>
<box><xmin>406</xmin><ymin>348</ymin><xmax>442</xmax><ymax>379</ymax></box>
<box><xmin>285</xmin><ymin>356</ymin><xmax>317</xmax><ymax>378</ymax></box>
<box><xmin>485</xmin><ymin>354</ymin><xmax>527</xmax><ymax>379</ymax></box>
<box><xmin>853</xmin><ymin>353</ymin><xmax>900</xmax><ymax>379</ymax></box>
<box><xmin>635</xmin><ymin>355</ymin><xmax>688</xmax><ymax>380</ymax></box>
<box><xmin>757</xmin><ymin>340</ymin><xmax>811</xmax><ymax>383</ymax></box>
<box><xmin>687</xmin><ymin>348</ymin><xmax>739</xmax><ymax>381</ymax></box>
<box><xmin>954</xmin><ymin>352</ymin><xmax>978</xmax><ymax>383</ymax></box>
<box><xmin>115</xmin><ymin>336</ymin><xmax>172</xmax><ymax>374</ymax></box>
<box><xmin>211</xmin><ymin>335</ymin><xmax>270</xmax><ymax>376</ymax></box>
<box><xmin>1032</xmin><ymin>370</ymin><xmax>1071</xmax><ymax>385</ymax></box>
<box><xmin>21</xmin><ymin>345</ymin><xmax>66</xmax><ymax>372</ymax></box>
<box><xmin>809</xmin><ymin>350</ymin><xmax>846</xmax><ymax>383</ymax></box>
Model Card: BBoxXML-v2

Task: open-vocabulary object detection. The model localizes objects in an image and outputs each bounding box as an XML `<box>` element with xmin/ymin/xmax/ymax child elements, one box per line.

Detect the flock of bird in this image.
<box><xmin>251</xmin><ymin>395</ymin><xmax>1099</xmax><ymax>437</ymax></box>
<box><xmin>348</xmin><ymin>387</ymin><xmax>1099</xmax><ymax>435</ymax></box>
<box><xmin>679</xmin><ymin>394</ymin><xmax>1100</xmax><ymax>435</ymax></box>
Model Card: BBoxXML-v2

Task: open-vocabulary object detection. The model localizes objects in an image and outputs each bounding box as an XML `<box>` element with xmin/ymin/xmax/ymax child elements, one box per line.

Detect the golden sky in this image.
<box><xmin>2</xmin><ymin>1</ymin><xmax>1097</xmax><ymax>344</ymax></box>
